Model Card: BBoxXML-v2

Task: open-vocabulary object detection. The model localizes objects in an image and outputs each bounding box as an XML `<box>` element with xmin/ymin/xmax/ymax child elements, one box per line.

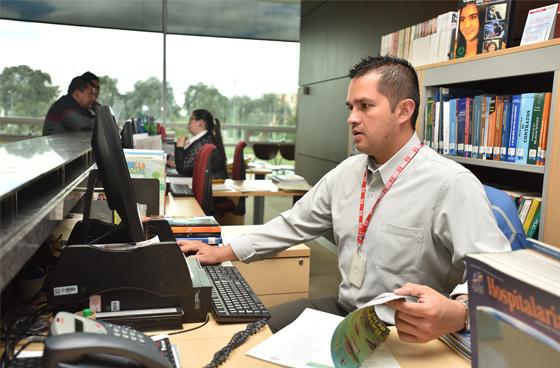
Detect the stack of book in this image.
<box><xmin>268</xmin><ymin>173</ymin><xmax>312</xmax><ymax>192</ymax></box>
<box><xmin>439</xmin><ymin>330</ymin><xmax>471</xmax><ymax>360</ymax></box>
<box><xmin>166</xmin><ymin>216</ymin><xmax>222</xmax><ymax>244</ymax></box>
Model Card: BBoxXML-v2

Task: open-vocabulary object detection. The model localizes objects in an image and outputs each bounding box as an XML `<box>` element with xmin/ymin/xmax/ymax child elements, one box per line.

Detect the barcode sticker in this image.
<box><xmin>53</xmin><ymin>285</ymin><xmax>78</xmax><ymax>296</ymax></box>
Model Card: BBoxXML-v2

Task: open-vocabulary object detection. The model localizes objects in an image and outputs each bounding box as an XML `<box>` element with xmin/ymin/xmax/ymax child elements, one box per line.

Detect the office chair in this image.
<box><xmin>213</xmin><ymin>141</ymin><xmax>246</xmax><ymax>216</ymax></box>
<box><xmin>483</xmin><ymin>184</ymin><xmax>528</xmax><ymax>250</ymax></box>
<box><xmin>192</xmin><ymin>144</ymin><xmax>217</xmax><ymax>214</ymax></box>
<box><xmin>253</xmin><ymin>143</ymin><xmax>279</xmax><ymax>165</ymax></box>
<box><xmin>279</xmin><ymin>144</ymin><xmax>295</xmax><ymax>162</ymax></box>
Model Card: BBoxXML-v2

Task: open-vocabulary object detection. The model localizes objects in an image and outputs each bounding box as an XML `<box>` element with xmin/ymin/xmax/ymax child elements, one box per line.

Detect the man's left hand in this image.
<box><xmin>385</xmin><ymin>283</ymin><xmax>466</xmax><ymax>343</ymax></box>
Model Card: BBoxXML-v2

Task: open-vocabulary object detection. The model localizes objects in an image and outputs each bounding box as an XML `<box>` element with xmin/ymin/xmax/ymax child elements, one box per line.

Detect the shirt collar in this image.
<box><xmin>366</xmin><ymin>133</ymin><xmax>421</xmax><ymax>184</ymax></box>
<box><xmin>187</xmin><ymin>130</ymin><xmax>208</xmax><ymax>147</ymax></box>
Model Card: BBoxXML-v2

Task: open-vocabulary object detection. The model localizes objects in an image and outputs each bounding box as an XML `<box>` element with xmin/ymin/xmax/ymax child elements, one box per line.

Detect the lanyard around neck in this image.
<box><xmin>357</xmin><ymin>143</ymin><xmax>423</xmax><ymax>247</ymax></box>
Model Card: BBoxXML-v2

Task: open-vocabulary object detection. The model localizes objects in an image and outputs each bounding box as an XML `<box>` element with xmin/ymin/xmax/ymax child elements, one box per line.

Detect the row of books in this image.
<box><xmin>423</xmin><ymin>91</ymin><xmax>552</xmax><ymax>166</ymax></box>
<box><xmin>504</xmin><ymin>190</ymin><xmax>541</xmax><ymax>239</ymax></box>
<box><xmin>380</xmin><ymin>11</ymin><xmax>457</xmax><ymax>67</ymax></box>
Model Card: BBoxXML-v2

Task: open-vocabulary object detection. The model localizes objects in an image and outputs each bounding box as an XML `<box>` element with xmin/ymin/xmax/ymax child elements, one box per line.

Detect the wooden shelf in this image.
<box><xmin>442</xmin><ymin>156</ymin><xmax>545</xmax><ymax>174</ymax></box>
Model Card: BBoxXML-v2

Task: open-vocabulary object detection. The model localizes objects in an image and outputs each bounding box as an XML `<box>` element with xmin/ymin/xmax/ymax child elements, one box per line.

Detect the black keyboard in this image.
<box><xmin>204</xmin><ymin>265</ymin><xmax>271</xmax><ymax>323</ymax></box>
<box><xmin>169</xmin><ymin>183</ymin><xmax>194</xmax><ymax>197</ymax></box>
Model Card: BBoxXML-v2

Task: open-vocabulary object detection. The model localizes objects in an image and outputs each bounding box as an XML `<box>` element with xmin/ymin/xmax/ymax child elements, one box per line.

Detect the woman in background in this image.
<box><xmin>455</xmin><ymin>2</ymin><xmax>483</xmax><ymax>58</ymax></box>
<box><xmin>174</xmin><ymin>109</ymin><xmax>228</xmax><ymax>179</ymax></box>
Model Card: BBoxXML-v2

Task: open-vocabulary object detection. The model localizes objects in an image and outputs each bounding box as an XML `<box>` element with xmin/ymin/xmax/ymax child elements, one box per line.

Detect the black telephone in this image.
<box><xmin>42</xmin><ymin>312</ymin><xmax>172</xmax><ymax>368</ymax></box>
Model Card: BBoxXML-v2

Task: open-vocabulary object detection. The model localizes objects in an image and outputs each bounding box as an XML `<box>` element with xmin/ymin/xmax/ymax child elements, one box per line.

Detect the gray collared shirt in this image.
<box><xmin>230</xmin><ymin>133</ymin><xmax>510</xmax><ymax>311</ymax></box>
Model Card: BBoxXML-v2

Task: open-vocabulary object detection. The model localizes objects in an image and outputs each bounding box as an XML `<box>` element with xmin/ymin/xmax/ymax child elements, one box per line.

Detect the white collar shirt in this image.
<box><xmin>230</xmin><ymin>133</ymin><xmax>510</xmax><ymax>310</ymax></box>
<box><xmin>186</xmin><ymin>130</ymin><xmax>208</xmax><ymax>148</ymax></box>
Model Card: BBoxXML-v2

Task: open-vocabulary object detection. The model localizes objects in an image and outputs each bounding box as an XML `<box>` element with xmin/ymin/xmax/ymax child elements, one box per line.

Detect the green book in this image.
<box><xmin>526</xmin><ymin>205</ymin><xmax>541</xmax><ymax>239</ymax></box>
<box><xmin>527</xmin><ymin>93</ymin><xmax>545</xmax><ymax>165</ymax></box>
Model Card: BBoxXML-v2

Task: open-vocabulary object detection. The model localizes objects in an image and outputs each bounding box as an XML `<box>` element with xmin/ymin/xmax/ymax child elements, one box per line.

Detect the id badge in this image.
<box><xmin>349</xmin><ymin>251</ymin><xmax>366</xmax><ymax>288</ymax></box>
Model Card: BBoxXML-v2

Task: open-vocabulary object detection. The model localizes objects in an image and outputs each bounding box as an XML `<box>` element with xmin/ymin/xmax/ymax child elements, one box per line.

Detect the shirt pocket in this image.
<box><xmin>373</xmin><ymin>222</ymin><xmax>424</xmax><ymax>274</ymax></box>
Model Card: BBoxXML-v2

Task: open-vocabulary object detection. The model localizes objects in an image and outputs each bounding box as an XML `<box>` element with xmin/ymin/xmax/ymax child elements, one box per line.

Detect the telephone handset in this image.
<box><xmin>43</xmin><ymin>312</ymin><xmax>172</xmax><ymax>368</ymax></box>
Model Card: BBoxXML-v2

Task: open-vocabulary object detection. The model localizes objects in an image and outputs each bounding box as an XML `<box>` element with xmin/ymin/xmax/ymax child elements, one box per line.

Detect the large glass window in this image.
<box><xmin>166</xmin><ymin>35</ymin><xmax>299</xmax><ymax>150</ymax></box>
<box><xmin>0</xmin><ymin>19</ymin><xmax>299</xmax><ymax>151</ymax></box>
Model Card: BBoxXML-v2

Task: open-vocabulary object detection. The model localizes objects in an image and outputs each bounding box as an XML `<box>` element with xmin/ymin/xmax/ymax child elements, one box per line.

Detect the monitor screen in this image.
<box><xmin>92</xmin><ymin>105</ymin><xmax>145</xmax><ymax>242</ymax></box>
<box><xmin>121</xmin><ymin>120</ymin><xmax>134</xmax><ymax>149</ymax></box>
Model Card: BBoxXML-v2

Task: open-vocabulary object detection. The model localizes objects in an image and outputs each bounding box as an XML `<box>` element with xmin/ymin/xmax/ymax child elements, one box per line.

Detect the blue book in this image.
<box><xmin>507</xmin><ymin>95</ymin><xmax>521</xmax><ymax>162</ymax></box>
<box><xmin>449</xmin><ymin>99</ymin><xmax>457</xmax><ymax>156</ymax></box>
<box><xmin>499</xmin><ymin>96</ymin><xmax>512</xmax><ymax>161</ymax></box>
<box><xmin>176</xmin><ymin>236</ymin><xmax>223</xmax><ymax>245</ymax></box>
<box><xmin>515</xmin><ymin>93</ymin><xmax>535</xmax><ymax>163</ymax></box>
<box><xmin>456</xmin><ymin>98</ymin><xmax>466</xmax><ymax>156</ymax></box>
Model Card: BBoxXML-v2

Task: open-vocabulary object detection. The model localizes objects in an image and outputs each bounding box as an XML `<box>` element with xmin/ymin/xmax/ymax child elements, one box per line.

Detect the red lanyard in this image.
<box><xmin>357</xmin><ymin>143</ymin><xmax>423</xmax><ymax>247</ymax></box>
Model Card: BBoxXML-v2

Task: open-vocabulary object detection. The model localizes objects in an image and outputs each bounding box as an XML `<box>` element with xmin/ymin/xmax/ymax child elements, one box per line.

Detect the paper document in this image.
<box><xmin>166</xmin><ymin>176</ymin><xmax>193</xmax><ymax>185</ymax></box>
<box><xmin>90</xmin><ymin>236</ymin><xmax>160</xmax><ymax>250</ymax></box>
<box><xmin>246</xmin><ymin>308</ymin><xmax>401</xmax><ymax>368</ymax></box>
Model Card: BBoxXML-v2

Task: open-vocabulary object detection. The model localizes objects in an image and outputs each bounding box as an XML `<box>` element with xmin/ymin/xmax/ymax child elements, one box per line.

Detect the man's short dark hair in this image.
<box><xmin>67</xmin><ymin>76</ymin><xmax>91</xmax><ymax>94</ymax></box>
<box><xmin>81</xmin><ymin>71</ymin><xmax>99</xmax><ymax>86</ymax></box>
<box><xmin>348</xmin><ymin>55</ymin><xmax>420</xmax><ymax>129</ymax></box>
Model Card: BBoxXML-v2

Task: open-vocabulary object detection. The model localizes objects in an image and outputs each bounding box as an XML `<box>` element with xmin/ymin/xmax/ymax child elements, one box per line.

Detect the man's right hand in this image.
<box><xmin>177</xmin><ymin>240</ymin><xmax>238</xmax><ymax>265</ymax></box>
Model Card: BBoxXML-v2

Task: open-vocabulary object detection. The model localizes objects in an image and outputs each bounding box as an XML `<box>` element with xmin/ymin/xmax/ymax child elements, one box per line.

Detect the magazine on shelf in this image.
<box><xmin>247</xmin><ymin>293</ymin><xmax>416</xmax><ymax>368</ymax></box>
<box><xmin>454</xmin><ymin>0</ymin><xmax>513</xmax><ymax>58</ymax></box>
<box><xmin>520</xmin><ymin>3</ymin><xmax>559</xmax><ymax>45</ymax></box>
<box><xmin>466</xmin><ymin>240</ymin><xmax>560</xmax><ymax>368</ymax></box>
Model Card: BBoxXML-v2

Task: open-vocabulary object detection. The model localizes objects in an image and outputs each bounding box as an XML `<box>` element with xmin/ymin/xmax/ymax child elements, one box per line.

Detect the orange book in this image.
<box><xmin>537</xmin><ymin>92</ymin><xmax>552</xmax><ymax>166</ymax></box>
<box><xmin>171</xmin><ymin>226</ymin><xmax>221</xmax><ymax>234</ymax></box>
<box><xmin>493</xmin><ymin>96</ymin><xmax>504</xmax><ymax>160</ymax></box>
<box><xmin>485</xmin><ymin>96</ymin><xmax>496</xmax><ymax>159</ymax></box>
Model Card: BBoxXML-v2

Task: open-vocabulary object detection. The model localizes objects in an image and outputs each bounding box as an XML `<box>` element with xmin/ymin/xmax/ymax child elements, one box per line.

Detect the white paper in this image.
<box><xmin>246</xmin><ymin>308</ymin><xmax>342</xmax><ymax>368</ymax></box>
<box><xmin>166</xmin><ymin>176</ymin><xmax>192</xmax><ymax>185</ymax></box>
<box><xmin>364</xmin><ymin>292</ymin><xmax>418</xmax><ymax>325</ymax></box>
<box><xmin>520</xmin><ymin>4</ymin><xmax>558</xmax><ymax>45</ymax></box>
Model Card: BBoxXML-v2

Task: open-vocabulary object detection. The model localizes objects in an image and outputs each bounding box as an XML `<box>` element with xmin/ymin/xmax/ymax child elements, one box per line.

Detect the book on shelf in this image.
<box><xmin>515</xmin><ymin>93</ymin><xmax>535</xmax><ymax>164</ymax></box>
<box><xmin>466</xmin><ymin>240</ymin><xmax>560</xmax><ymax>368</ymax></box>
<box><xmin>454</xmin><ymin>0</ymin><xmax>513</xmax><ymax>59</ymax></box>
<box><xmin>247</xmin><ymin>293</ymin><xmax>416</xmax><ymax>368</ymax></box>
<box><xmin>537</xmin><ymin>92</ymin><xmax>552</xmax><ymax>166</ymax></box>
<box><xmin>380</xmin><ymin>11</ymin><xmax>457</xmax><ymax>67</ymax></box>
<box><xmin>520</xmin><ymin>3</ymin><xmax>559</xmax><ymax>45</ymax></box>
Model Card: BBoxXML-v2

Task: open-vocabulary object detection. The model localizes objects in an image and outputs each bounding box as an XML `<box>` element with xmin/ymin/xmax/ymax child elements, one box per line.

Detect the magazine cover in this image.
<box><xmin>455</xmin><ymin>0</ymin><xmax>512</xmax><ymax>58</ymax></box>
<box><xmin>466</xmin><ymin>250</ymin><xmax>560</xmax><ymax>368</ymax></box>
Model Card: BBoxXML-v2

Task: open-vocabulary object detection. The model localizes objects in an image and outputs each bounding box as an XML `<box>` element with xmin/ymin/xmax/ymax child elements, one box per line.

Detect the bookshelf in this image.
<box><xmin>416</xmin><ymin>39</ymin><xmax>560</xmax><ymax>247</ymax></box>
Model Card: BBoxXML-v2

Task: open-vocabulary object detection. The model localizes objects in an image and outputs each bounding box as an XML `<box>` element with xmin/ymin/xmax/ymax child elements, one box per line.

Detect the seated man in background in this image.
<box><xmin>179</xmin><ymin>55</ymin><xmax>511</xmax><ymax>343</ymax></box>
<box><xmin>42</xmin><ymin>76</ymin><xmax>95</xmax><ymax>136</ymax></box>
<box><xmin>81</xmin><ymin>71</ymin><xmax>101</xmax><ymax>117</ymax></box>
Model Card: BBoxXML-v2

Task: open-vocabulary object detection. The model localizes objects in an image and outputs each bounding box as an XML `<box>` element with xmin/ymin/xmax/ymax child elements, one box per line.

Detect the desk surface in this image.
<box><xmin>167</xmin><ymin>319</ymin><xmax>469</xmax><ymax>368</ymax></box>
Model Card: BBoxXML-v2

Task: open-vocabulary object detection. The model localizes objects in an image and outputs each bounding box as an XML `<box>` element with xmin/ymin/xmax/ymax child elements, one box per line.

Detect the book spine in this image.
<box><xmin>486</xmin><ymin>96</ymin><xmax>496</xmax><ymax>160</ymax></box>
<box><xmin>507</xmin><ymin>95</ymin><xmax>521</xmax><ymax>162</ymax></box>
<box><xmin>493</xmin><ymin>96</ymin><xmax>504</xmax><ymax>160</ymax></box>
<box><xmin>171</xmin><ymin>226</ymin><xmax>222</xmax><ymax>234</ymax></box>
<box><xmin>517</xmin><ymin>197</ymin><xmax>532</xmax><ymax>226</ymax></box>
<box><xmin>471</xmin><ymin>95</ymin><xmax>482</xmax><ymax>158</ymax></box>
<box><xmin>527</xmin><ymin>93</ymin><xmax>545</xmax><ymax>165</ymax></box>
<box><xmin>523</xmin><ymin>198</ymin><xmax>539</xmax><ymax>233</ymax></box>
<box><xmin>175</xmin><ymin>237</ymin><xmax>223</xmax><ymax>245</ymax></box>
<box><xmin>537</xmin><ymin>92</ymin><xmax>552</xmax><ymax>166</ymax></box>
<box><xmin>515</xmin><ymin>93</ymin><xmax>535</xmax><ymax>164</ymax></box>
<box><xmin>500</xmin><ymin>96</ymin><xmax>512</xmax><ymax>161</ymax></box>
<box><xmin>526</xmin><ymin>205</ymin><xmax>541</xmax><ymax>239</ymax></box>
<box><xmin>464</xmin><ymin>97</ymin><xmax>473</xmax><ymax>157</ymax></box>
<box><xmin>449</xmin><ymin>99</ymin><xmax>457</xmax><ymax>155</ymax></box>
<box><xmin>457</xmin><ymin>98</ymin><xmax>466</xmax><ymax>156</ymax></box>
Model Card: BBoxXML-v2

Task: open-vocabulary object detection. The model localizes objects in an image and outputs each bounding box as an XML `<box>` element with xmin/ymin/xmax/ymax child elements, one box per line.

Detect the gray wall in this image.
<box><xmin>295</xmin><ymin>1</ymin><xmax>455</xmax><ymax>184</ymax></box>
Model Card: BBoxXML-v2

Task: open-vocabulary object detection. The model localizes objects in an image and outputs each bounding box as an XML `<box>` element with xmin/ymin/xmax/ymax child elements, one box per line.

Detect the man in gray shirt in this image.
<box><xmin>42</xmin><ymin>76</ymin><xmax>95</xmax><ymax>136</ymax></box>
<box><xmin>179</xmin><ymin>55</ymin><xmax>510</xmax><ymax>342</ymax></box>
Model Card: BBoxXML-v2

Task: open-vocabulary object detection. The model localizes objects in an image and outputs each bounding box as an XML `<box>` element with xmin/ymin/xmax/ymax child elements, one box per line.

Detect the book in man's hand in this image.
<box><xmin>247</xmin><ymin>293</ymin><xmax>416</xmax><ymax>368</ymax></box>
<box><xmin>466</xmin><ymin>240</ymin><xmax>560</xmax><ymax>368</ymax></box>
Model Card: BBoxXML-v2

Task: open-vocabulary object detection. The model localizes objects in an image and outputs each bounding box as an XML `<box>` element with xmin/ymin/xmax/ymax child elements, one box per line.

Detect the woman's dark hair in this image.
<box><xmin>193</xmin><ymin>109</ymin><xmax>227</xmax><ymax>169</ymax></box>
<box><xmin>455</xmin><ymin>2</ymin><xmax>484</xmax><ymax>58</ymax></box>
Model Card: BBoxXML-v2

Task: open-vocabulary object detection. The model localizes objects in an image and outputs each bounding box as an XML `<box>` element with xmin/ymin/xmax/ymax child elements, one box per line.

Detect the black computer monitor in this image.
<box><xmin>92</xmin><ymin>105</ymin><xmax>145</xmax><ymax>242</ymax></box>
<box><xmin>121</xmin><ymin>120</ymin><xmax>134</xmax><ymax>149</ymax></box>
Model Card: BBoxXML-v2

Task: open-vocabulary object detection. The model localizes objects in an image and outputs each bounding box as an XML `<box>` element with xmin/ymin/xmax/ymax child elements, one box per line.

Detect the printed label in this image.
<box><xmin>53</xmin><ymin>285</ymin><xmax>78</xmax><ymax>296</ymax></box>
<box><xmin>110</xmin><ymin>300</ymin><xmax>120</xmax><ymax>311</ymax></box>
